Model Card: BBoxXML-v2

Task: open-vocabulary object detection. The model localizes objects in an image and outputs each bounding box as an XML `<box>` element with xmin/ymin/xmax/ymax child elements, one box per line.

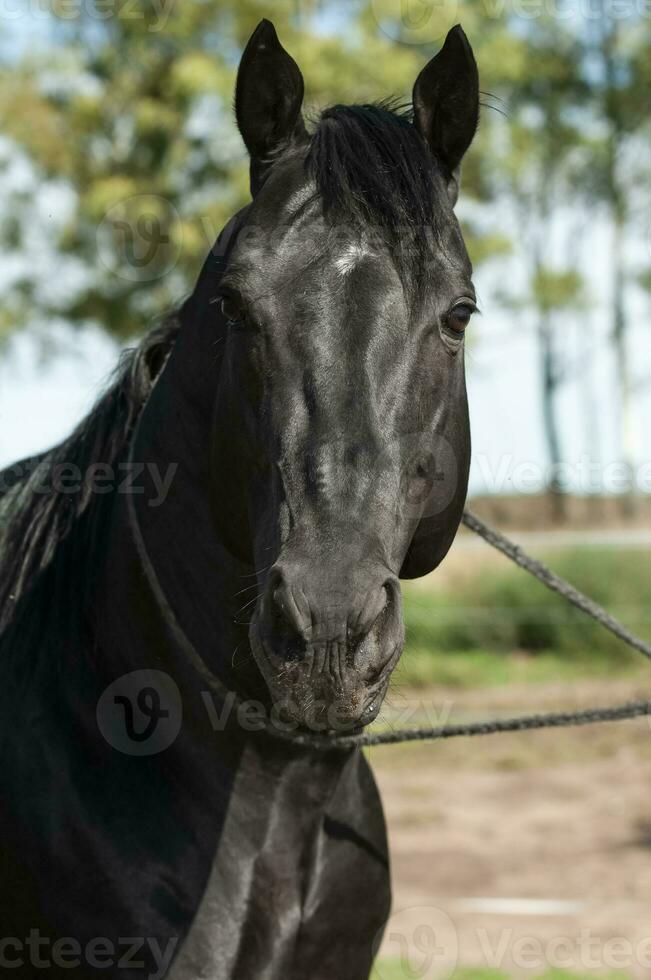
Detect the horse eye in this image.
<box><xmin>220</xmin><ymin>294</ymin><xmax>246</xmax><ymax>325</ymax></box>
<box><xmin>447</xmin><ymin>303</ymin><xmax>475</xmax><ymax>333</ymax></box>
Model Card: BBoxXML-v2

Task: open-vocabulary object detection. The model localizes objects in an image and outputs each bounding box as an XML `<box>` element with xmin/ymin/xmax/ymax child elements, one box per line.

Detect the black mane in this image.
<box><xmin>306</xmin><ymin>102</ymin><xmax>441</xmax><ymax>258</ymax></box>
<box><xmin>0</xmin><ymin>321</ymin><xmax>179</xmax><ymax>645</ymax></box>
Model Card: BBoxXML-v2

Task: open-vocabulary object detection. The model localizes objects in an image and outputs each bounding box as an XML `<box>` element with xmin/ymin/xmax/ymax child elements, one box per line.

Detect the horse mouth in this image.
<box><xmin>248</xmin><ymin>604</ymin><xmax>404</xmax><ymax>735</ymax></box>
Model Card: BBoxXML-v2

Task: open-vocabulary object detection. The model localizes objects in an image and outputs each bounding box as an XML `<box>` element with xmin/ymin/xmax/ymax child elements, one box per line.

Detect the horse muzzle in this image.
<box><xmin>249</xmin><ymin>564</ymin><xmax>404</xmax><ymax>733</ymax></box>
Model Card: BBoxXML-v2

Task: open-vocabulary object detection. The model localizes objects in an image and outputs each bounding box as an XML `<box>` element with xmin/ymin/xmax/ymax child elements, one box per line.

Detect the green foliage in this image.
<box><xmin>397</xmin><ymin>548</ymin><xmax>650</xmax><ymax>688</ymax></box>
<box><xmin>637</xmin><ymin>267</ymin><xmax>651</xmax><ymax>297</ymax></box>
<box><xmin>531</xmin><ymin>268</ymin><xmax>585</xmax><ymax>314</ymax></box>
<box><xmin>0</xmin><ymin>1</ymin><xmax>430</xmax><ymax>340</ymax></box>
<box><xmin>0</xmin><ymin>0</ymin><xmax>524</xmax><ymax>343</ymax></box>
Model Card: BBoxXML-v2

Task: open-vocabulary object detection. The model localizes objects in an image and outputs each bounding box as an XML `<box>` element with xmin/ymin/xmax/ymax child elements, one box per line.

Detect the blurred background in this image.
<box><xmin>1</xmin><ymin>1</ymin><xmax>651</xmax><ymax>977</ymax></box>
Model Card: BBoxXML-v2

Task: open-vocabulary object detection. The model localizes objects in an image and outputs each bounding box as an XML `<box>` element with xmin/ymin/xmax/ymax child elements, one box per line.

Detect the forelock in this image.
<box><xmin>305</xmin><ymin>101</ymin><xmax>445</xmax><ymax>273</ymax></box>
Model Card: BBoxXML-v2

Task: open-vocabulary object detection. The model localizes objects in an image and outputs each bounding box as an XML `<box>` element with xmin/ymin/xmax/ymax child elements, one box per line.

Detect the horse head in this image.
<box><xmin>209</xmin><ymin>20</ymin><xmax>479</xmax><ymax>733</ymax></box>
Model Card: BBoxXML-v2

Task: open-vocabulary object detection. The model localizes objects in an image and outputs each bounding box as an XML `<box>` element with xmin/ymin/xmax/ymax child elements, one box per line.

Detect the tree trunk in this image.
<box><xmin>538</xmin><ymin>313</ymin><xmax>566</xmax><ymax>523</ymax></box>
<box><xmin>599</xmin><ymin>18</ymin><xmax>637</xmax><ymax>517</ymax></box>
<box><xmin>612</xmin><ymin>215</ymin><xmax>636</xmax><ymax>516</ymax></box>
<box><xmin>581</xmin><ymin>316</ymin><xmax>604</xmax><ymax>523</ymax></box>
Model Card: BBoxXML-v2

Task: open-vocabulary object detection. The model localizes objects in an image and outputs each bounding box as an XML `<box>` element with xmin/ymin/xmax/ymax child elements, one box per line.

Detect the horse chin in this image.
<box><xmin>249</xmin><ymin>625</ymin><xmax>402</xmax><ymax>735</ymax></box>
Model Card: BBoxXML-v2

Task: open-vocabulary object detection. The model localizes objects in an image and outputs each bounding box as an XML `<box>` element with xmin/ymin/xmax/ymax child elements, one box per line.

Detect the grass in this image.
<box><xmin>373</xmin><ymin>963</ymin><xmax>630</xmax><ymax>980</ymax></box>
<box><xmin>395</xmin><ymin>548</ymin><xmax>650</xmax><ymax>689</ymax></box>
<box><xmin>390</xmin><ymin>646</ymin><xmax>642</xmax><ymax>690</ymax></box>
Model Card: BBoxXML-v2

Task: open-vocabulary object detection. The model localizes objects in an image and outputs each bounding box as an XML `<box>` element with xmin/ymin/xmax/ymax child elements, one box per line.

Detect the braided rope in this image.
<box><xmin>287</xmin><ymin>699</ymin><xmax>651</xmax><ymax>750</ymax></box>
<box><xmin>128</xmin><ymin>472</ymin><xmax>651</xmax><ymax>750</ymax></box>
<box><xmin>461</xmin><ymin>511</ymin><xmax>651</xmax><ymax>660</ymax></box>
<box><xmin>318</xmin><ymin>511</ymin><xmax>651</xmax><ymax>751</ymax></box>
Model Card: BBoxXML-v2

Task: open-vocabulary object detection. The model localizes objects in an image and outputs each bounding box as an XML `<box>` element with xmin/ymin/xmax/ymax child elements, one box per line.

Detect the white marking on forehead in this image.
<box><xmin>334</xmin><ymin>243</ymin><xmax>370</xmax><ymax>276</ymax></box>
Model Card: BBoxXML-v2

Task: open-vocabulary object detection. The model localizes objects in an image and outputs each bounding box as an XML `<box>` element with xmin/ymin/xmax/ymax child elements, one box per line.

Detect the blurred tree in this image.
<box><xmin>0</xmin><ymin>0</ymin><xmax>427</xmax><ymax>341</ymax></box>
<box><xmin>578</xmin><ymin>13</ymin><xmax>651</xmax><ymax>512</ymax></box>
<box><xmin>0</xmin><ymin>0</ymin><xmax>516</xmax><ymax>345</ymax></box>
<box><xmin>478</xmin><ymin>16</ymin><xmax>589</xmax><ymax>518</ymax></box>
<box><xmin>532</xmin><ymin>266</ymin><xmax>585</xmax><ymax>516</ymax></box>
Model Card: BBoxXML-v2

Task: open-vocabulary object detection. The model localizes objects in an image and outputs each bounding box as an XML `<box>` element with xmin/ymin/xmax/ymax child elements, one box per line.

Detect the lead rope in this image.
<box><xmin>461</xmin><ymin>512</ymin><xmax>651</xmax><ymax>660</ymax></box>
<box><xmin>299</xmin><ymin>510</ymin><xmax>651</xmax><ymax>748</ymax></box>
<box><xmin>347</xmin><ymin>512</ymin><xmax>651</xmax><ymax>750</ymax></box>
<box><xmin>127</xmin><ymin>419</ymin><xmax>651</xmax><ymax>751</ymax></box>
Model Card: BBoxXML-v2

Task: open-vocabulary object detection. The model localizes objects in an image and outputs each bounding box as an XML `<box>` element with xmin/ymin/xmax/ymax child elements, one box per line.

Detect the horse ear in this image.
<box><xmin>235</xmin><ymin>19</ymin><xmax>307</xmax><ymax>195</ymax></box>
<box><xmin>412</xmin><ymin>25</ymin><xmax>479</xmax><ymax>205</ymax></box>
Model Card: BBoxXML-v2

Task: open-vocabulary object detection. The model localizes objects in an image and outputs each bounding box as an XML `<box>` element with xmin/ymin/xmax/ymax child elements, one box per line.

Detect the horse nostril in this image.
<box><xmin>377</xmin><ymin>585</ymin><xmax>390</xmax><ymax>619</ymax></box>
<box><xmin>267</xmin><ymin>573</ymin><xmax>308</xmax><ymax>640</ymax></box>
<box><xmin>351</xmin><ymin>582</ymin><xmax>392</xmax><ymax>640</ymax></box>
<box><xmin>271</xmin><ymin>585</ymin><xmax>291</xmax><ymax>632</ymax></box>
<box><xmin>272</xmin><ymin>587</ymin><xmax>291</xmax><ymax>630</ymax></box>
<box><xmin>376</xmin><ymin>581</ymin><xmax>396</xmax><ymax>625</ymax></box>
<box><xmin>263</xmin><ymin>568</ymin><xmax>400</xmax><ymax>649</ymax></box>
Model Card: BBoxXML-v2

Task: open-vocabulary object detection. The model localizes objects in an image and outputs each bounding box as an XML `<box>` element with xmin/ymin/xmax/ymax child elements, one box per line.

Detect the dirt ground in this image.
<box><xmin>370</xmin><ymin>678</ymin><xmax>651</xmax><ymax>978</ymax></box>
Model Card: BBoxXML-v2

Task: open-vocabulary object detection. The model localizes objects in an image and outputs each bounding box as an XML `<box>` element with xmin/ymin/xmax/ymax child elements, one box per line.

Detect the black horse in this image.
<box><xmin>0</xmin><ymin>20</ymin><xmax>478</xmax><ymax>980</ymax></box>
